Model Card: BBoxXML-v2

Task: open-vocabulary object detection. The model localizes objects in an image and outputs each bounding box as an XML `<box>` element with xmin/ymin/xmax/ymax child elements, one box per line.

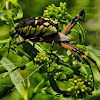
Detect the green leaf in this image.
<box><xmin>76</xmin><ymin>44</ymin><xmax>87</xmax><ymax>52</ymax></box>
<box><xmin>29</xmin><ymin>77</ymin><xmax>48</xmax><ymax>99</ymax></box>
<box><xmin>87</xmin><ymin>46</ymin><xmax>100</xmax><ymax>57</ymax></box>
<box><xmin>9</xmin><ymin>0</ymin><xmax>23</xmax><ymax>20</ymax></box>
<box><xmin>48</xmin><ymin>73</ymin><xmax>69</xmax><ymax>96</ymax></box>
<box><xmin>76</xmin><ymin>23</ymin><xmax>85</xmax><ymax>44</ymax></box>
<box><xmin>21</xmin><ymin>83</ymin><xmax>28</xmax><ymax>100</ymax></box>
<box><xmin>48</xmin><ymin>73</ymin><xmax>62</xmax><ymax>93</ymax></box>
<box><xmin>79</xmin><ymin>64</ymin><xmax>92</xmax><ymax>75</ymax></box>
<box><xmin>0</xmin><ymin>0</ymin><xmax>23</xmax><ymax>25</ymax></box>
<box><xmin>0</xmin><ymin>10</ymin><xmax>8</xmax><ymax>21</ymax></box>
<box><xmin>0</xmin><ymin>38</ymin><xmax>10</xmax><ymax>44</ymax></box>
<box><xmin>60</xmin><ymin>65</ymin><xmax>73</xmax><ymax>76</ymax></box>
<box><xmin>35</xmin><ymin>44</ymin><xmax>44</xmax><ymax>52</ymax></box>
<box><xmin>0</xmin><ymin>56</ymin><xmax>25</xmax><ymax>97</ymax></box>
<box><xmin>0</xmin><ymin>0</ymin><xmax>6</xmax><ymax>10</ymax></box>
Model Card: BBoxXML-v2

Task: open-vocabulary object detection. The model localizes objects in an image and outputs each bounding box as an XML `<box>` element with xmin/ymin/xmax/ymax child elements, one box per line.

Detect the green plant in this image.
<box><xmin>0</xmin><ymin>1</ymin><xmax>100</xmax><ymax>100</ymax></box>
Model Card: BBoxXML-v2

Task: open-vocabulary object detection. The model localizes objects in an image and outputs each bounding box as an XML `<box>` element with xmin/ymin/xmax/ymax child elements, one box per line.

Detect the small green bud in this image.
<box><xmin>85</xmin><ymin>87</ymin><xmax>88</xmax><ymax>90</ymax></box>
<box><xmin>77</xmin><ymin>79</ymin><xmax>82</xmax><ymax>82</ymax></box>
<box><xmin>80</xmin><ymin>82</ymin><xmax>84</xmax><ymax>86</ymax></box>
<box><xmin>91</xmin><ymin>80</ymin><xmax>93</xmax><ymax>82</ymax></box>
<box><xmin>77</xmin><ymin>90</ymin><xmax>80</xmax><ymax>94</ymax></box>
<box><xmin>81</xmin><ymin>89</ymin><xmax>85</xmax><ymax>92</ymax></box>
<box><xmin>88</xmin><ymin>82</ymin><xmax>91</xmax><ymax>85</ymax></box>
<box><xmin>77</xmin><ymin>82</ymin><xmax>81</xmax><ymax>88</ymax></box>
<box><xmin>74</xmin><ymin>80</ymin><xmax>77</xmax><ymax>84</ymax></box>
<box><xmin>82</xmin><ymin>85</ymin><xmax>86</xmax><ymax>89</ymax></box>
<box><xmin>69</xmin><ymin>79</ymin><xmax>74</xmax><ymax>82</ymax></box>
<box><xmin>57</xmin><ymin>65</ymin><xmax>61</xmax><ymax>69</ymax></box>
<box><xmin>89</xmin><ymin>75</ymin><xmax>92</xmax><ymax>79</ymax></box>
<box><xmin>66</xmin><ymin>88</ymin><xmax>72</xmax><ymax>92</ymax></box>
<box><xmin>89</xmin><ymin>78</ymin><xmax>93</xmax><ymax>82</ymax></box>
<box><xmin>85</xmin><ymin>75</ymin><xmax>88</xmax><ymax>79</ymax></box>
<box><xmin>86</xmin><ymin>87</ymin><xmax>92</xmax><ymax>92</ymax></box>
<box><xmin>70</xmin><ymin>82</ymin><xmax>75</xmax><ymax>86</ymax></box>
<box><xmin>71</xmin><ymin>86</ymin><xmax>75</xmax><ymax>90</ymax></box>
<box><xmin>75</xmin><ymin>86</ymin><xmax>78</xmax><ymax>90</ymax></box>
<box><xmin>73</xmin><ymin>75</ymin><xmax>78</xmax><ymax>79</ymax></box>
<box><xmin>84</xmin><ymin>79</ymin><xmax>87</xmax><ymax>82</ymax></box>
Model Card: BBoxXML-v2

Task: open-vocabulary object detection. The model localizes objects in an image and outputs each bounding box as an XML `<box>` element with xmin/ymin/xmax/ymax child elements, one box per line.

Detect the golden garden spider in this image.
<box><xmin>7</xmin><ymin>9</ymin><xmax>100</xmax><ymax>84</ymax></box>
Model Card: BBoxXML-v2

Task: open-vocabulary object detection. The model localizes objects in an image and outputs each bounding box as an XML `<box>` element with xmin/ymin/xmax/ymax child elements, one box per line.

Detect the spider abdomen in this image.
<box><xmin>15</xmin><ymin>17</ymin><xmax>58</xmax><ymax>40</ymax></box>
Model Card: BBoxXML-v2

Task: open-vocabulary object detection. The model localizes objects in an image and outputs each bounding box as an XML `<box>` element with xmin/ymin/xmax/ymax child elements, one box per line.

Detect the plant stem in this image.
<box><xmin>6</xmin><ymin>0</ymin><xmax>15</xmax><ymax>27</ymax></box>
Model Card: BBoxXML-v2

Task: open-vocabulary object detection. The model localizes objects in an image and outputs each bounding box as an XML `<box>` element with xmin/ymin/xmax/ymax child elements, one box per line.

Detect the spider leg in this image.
<box><xmin>7</xmin><ymin>32</ymin><xmax>18</xmax><ymax>57</ymax></box>
<box><xmin>60</xmin><ymin>42</ymin><xmax>100</xmax><ymax>72</ymax></box>
<box><xmin>62</xmin><ymin>9</ymin><xmax>85</xmax><ymax>35</ymax></box>
<box><xmin>69</xmin><ymin>41</ymin><xmax>76</xmax><ymax>44</ymax></box>
<box><xmin>60</xmin><ymin>42</ymin><xmax>100</xmax><ymax>83</ymax></box>
<box><xmin>9</xmin><ymin>37</ymin><xmax>44</xmax><ymax>53</ymax></box>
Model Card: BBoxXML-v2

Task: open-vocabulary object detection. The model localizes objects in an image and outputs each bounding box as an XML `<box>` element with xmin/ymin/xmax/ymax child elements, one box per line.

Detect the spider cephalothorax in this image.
<box><xmin>8</xmin><ymin>9</ymin><xmax>100</xmax><ymax>85</ymax></box>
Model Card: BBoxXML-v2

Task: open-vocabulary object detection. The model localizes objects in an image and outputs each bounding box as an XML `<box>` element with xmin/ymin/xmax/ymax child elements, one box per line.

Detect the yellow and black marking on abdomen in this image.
<box><xmin>15</xmin><ymin>17</ymin><xmax>58</xmax><ymax>41</ymax></box>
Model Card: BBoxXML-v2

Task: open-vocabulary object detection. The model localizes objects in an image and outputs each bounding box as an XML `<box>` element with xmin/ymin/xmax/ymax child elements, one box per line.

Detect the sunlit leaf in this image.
<box><xmin>0</xmin><ymin>38</ymin><xmax>10</xmax><ymax>44</ymax></box>
<box><xmin>0</xmin><ymin>56</ymin><xmax>25</xmax><ymax>97</ymax></box>
<box><xmin>76</xmin><ymin>44</ymin><xmax>87</xmax><ymax>52</ymax></box>
<box><xmin>35</xmin><ymin>44</ymin><xmax>44</xmax><ymax>52</ymax></box>
<box><xmin>79</xmin><ymin>64</ymin><xmax>92</xmax><ymax>75</ymax></box>
<box><xmin>21</xmin><ymin>83</ymin><xmax>28</xmax><ymax>100</ymax></box>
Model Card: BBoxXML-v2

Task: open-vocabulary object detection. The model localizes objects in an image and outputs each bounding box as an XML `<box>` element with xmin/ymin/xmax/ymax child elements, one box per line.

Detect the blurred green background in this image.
<box><xmin>0</xmin><ymin>0</ymin><xmax>100</xmax><ymax>100</ymax></box>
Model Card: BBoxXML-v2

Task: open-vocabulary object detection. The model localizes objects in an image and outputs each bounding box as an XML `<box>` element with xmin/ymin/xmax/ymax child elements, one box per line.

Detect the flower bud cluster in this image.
<box><xmin>66</xmin><ymin>75</ymin><xmax>93</xmax><ymax>99</ymax></box>
<box><xmin>43</xmin><ymin>2</ymin><xmax>72</xmax><ymax>23</ymax></box>
<box><xmin>34</xmin><ymin>52</ymin><xmax>50</xmax><ymax>65</ymax></box>
<box><xmin>34</xmin><ymin>52</ymin><xmax>61</xmax><ymax>73</ymax></box>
